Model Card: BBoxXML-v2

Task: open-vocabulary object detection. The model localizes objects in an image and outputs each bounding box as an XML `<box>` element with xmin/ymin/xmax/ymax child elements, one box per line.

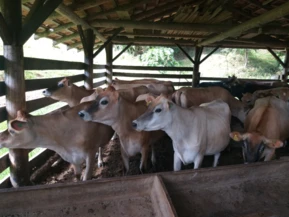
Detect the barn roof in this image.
<box><xmin>22</xmin><ymin>0</ymin><xmax>289</xmax><ymax>50</ymax></box>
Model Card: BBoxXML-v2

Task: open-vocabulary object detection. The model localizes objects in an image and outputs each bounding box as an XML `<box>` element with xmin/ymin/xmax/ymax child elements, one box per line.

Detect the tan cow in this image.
<box><xmin>0</xmin><ymin>103</ymin><xmax>114</xmax><ymax>180</ymax></box>
<box><xmin>43</xmin><ymin>78</ymin><xmax>94</xmax><ymax>107</ymax></box>
<box><xmin>78</xmin><ymin>86</ymin><xmax>165</xmax><ymax>173</ymax></box>
<box><xmin>112</xmin><ymin>78</ymin><xmax>175</xmax><ymax>95</ymax></box>
<box><xmin>132</xmin><ymin>95</ymin><xmax>231</xmax><ymax>171</ymax></box>
<box><xmin>172</xmin><ymin>86</ymin><xmax>247</xmax><ymax>123</ymax></box>
<box><xmin>230</xmin><ymin>96</ymin><xmax>287</xmax><ymax>163</ymax></box>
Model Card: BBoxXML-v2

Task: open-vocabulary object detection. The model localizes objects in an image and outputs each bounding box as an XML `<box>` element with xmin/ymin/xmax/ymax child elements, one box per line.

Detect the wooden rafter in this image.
<box><xmin>34</xmin><ymin>22</ymin><xmax>75</xmax><ymax>39</ymax></box>
<box><xmin>198</xmin><ymin>1</ymin><xmax>289</xmax><ymax>46</ymax></box>
<box><xmin>0</xmin><ymin>12</ymin><xmax>12</xmax><ymax>44</ymax></box>
<box><xmin>176</xmin><ymin>44</ymin><xmax>195</xmax><ymax>64</ymax></box>
<box><xmin>71</xmin><ymin>0</ymin><xmax>111</xmax><ymax>11</ymax></box>
<box><xmin>267</xmin><ymin>47</ymin><xmax>285</xmax><ymax>68</ymax></box>
<box><xmin>141</xmin><ymin>7</ymin><xmax>178</xmax><ymax>21</ymax></box>
<box><xmin>104</xmin><ymin>32</ymin><xmax>204</xmax><ymax>39</ymax></box>
<box><xmin>53</xmin><ymin>32</ymin><xmax>79</xmax><ymax>45</ymax></box>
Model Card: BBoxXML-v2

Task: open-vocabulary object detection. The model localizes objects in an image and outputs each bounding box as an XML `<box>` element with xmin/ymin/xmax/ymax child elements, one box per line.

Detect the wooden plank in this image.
<box><xmin>113</xmin><ymin>65</ymin><xmax>194</xmax><ymax>71</ymax></box>
<box><xmin>267</xmin><ymin>47</ymin><xmax>285</xmax><ymax>68</ymax></box>
<box><xmin>0</xmin><ymin>154</ymin><xmax>9</xmax><ymax>174</ymax></box>
<box><xmin>93</xmin><ymin>72</ymin><xmax>106</xmax><ymax>78</ymax></box>
<box><xmin>176</xmin><ymin>44</ymin><xmax>195</xmax><ymax>64</ymax></box>
<box><xmin>106</xmin><ymin>42</ymin><xmax>113</xmax><ymax>84</ymax></box>
<box><xmin>93</xmin><ymin>80</ymin><xmax>106</xmax><ymax>88</ymax></box>
<box><xmin>200</xmin><ymin>46</ymin><xmax>220</xmax><ymax>64</ymax></box>
<box><xmin>0</xmin><ymin>55</ymin><xmax>4</xmax><ymax>70</ymax></box>
<box><xmin>93</xmin><ymin>64</ymin><xmax>106</xmax><ymax>69</ymax></box>
<box><xmin>24</xmin><ymin>57</ymin><xmax>85</xmax><ymax>70</ymax></box>
<box><xmin>0</xmin><ymin>107</ymin><xmax>7</xmax><ymax>123</ymax></box>
<box><xmin>20</xmin><ymin>0</ymin><xmax>62</xmax><ymax>44</ymax></box>
<box><xmin>0</xmin><ymin>81</ymin><xmax>5</xmax><ymax>96</ymax></box>
<box><xmin>173</xmin><ymin>82</ymin><xmax>191</xmax><ymax>86</ymax></box>
<box><xmin>0</xmin><ymin>176</ymin><xmax>11</xmax><ymax>189</ymax></box>
<box><xmin>26</xmin><ymin>97</ymin><xmax>58</xmax><ymax>113</ymax></box>
<box><xmin>25</xmin><ymin>74</ymin><xmax>84</xmax><ymax>92</ymax></box>
<box><xmin>113</xmin><ymin>72</ymin><xmax>192</xmax><ymax>79</ymax></box>
<box><xmin>0</xmin><ymin>12</ymin><xmax>12</xmax><ymax>44</ymax></box>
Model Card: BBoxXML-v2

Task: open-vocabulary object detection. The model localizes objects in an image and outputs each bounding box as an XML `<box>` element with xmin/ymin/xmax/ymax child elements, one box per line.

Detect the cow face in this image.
<box><xmin>132</xmin><ymin>95</ymin><xmax>174</xmax><ymax>131</ymax></box>
<box><xmin>0</xmin><ymin>111</ymin><xmax>35</xmax><ymax>149</ymax></box>
<box><xmin>230</xmin><ymin>131</ymin><xmax>283</xmax><ymax>163</ymax></box>
<box><xmin>78</xmin><ymin>86</ymin><xmax>119</xmax><ymax>125</ymax></box>
<box><xmin>42</xmin><ymin>78</ymin><xmax>71</xmax><ymax>100</ymax></box>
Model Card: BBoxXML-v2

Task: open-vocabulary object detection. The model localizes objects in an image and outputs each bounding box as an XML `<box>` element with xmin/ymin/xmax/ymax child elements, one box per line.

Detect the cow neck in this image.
<box><xmin>229</xmin><ymin>97</ymin><xmax>246</xmax><ymax>123</ymax></box>
<box><xmin>68</xmin><ymin>84</ymin><xmax>92</xmax><ymax>107</ymax></box>
<box><xmin>112</xmin><ymin>96</ymin><xmax>140</xmax><ymax>136</ymax></box>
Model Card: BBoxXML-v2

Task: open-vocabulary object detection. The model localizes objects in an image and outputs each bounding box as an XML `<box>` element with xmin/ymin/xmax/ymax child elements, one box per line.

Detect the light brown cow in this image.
<box><xmin>172</xmin><ymin>86</ymin><xmax>247</xmax><ymax>123</ymax></box>
<box><xmin>230</xmin><ymin>96</ymin><xmax>287</xmax><ymax>163</ymax></box>
<box><xmin>112</xmin><ymin>78</ymin><xmax>175</xmax><ymax>95</ymax></box>
<box><xmin>0</xmin><ymin>104</ymin><xmax>114</xmax><ymax>180</ymax></box>
<box><xmin>81</xmin><ymin>86</ymin><xmax>149</xmax><ymax>103</ymax></box>
<box><xmin>132</xmin><ymin>95</ymin><xmax>231</xmax><ymax>171</ymax></box>
<box><xmin>43</xmin><ymin>78</ymin><xmax>94</xmax><ymax>107</ymax></box>
<box><xmin>78</xmin><ymin>86</ymin><xmax>165</xmax><ymax>173</ymax></box>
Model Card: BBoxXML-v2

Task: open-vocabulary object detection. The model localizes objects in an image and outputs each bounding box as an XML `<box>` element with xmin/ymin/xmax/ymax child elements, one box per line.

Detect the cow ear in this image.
<box><xmin>9</xmin><ymin>120</ymin><xmax>27</xmax><ymax>133</ymax></box>
<box><xmin>263</xmin><ymin>138</ymin><xmax>284</xmax><ymax>149</ymax></box>
<box><xmin>16</xmin><ymin>110</ymin><xmax>28</xmax><ymax>121</ymax></box>
<box><xmin>146</xmin><ymin>95</ymin><xmax>155</xmax><ymax>106</ymax></box>
<box><xmin>107</xmin><ymin>85</ymin><xmax>116</xmax><ymax>92</ymax></box>
<box><xmin>229</xmin><ymin>132</ymin><xmax>243</xmax><ymax>142</ymax></box>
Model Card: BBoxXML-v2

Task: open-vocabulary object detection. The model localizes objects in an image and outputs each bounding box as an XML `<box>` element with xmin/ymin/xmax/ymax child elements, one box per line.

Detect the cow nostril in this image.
<box><xmin>78</xmin><ymin>111</ymin><xmax>85</xmax><ymax>118</ymax></box>
<box><xmin>132</xmin><ymin>121</ymin><xmax>137</xmax><ymax>129</ymax></box>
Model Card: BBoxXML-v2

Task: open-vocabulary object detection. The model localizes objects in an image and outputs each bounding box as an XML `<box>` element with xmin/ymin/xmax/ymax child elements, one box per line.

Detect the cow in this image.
<box><xmin>112</xmin><ymin>78</ymin><xmax>175</xmax><ymax>95</ymax></box>
<box><xmin>78</xmin><ymin>86</ymin><xmax>165</xmax><ymax>174</ymax></box>
<box><xmin>42</xmin><ymin>78</ymin><xmax>94</xmax><ymax>107</ymax></box>
<box><xmin>43</xmin><ymin>78</ymin><xmax>105</xmax><ymax>167</ymax></box>
<box><xmin>230</xmin><ymin>96</ymin><xmax>287</xmax><ymax>163</ymax></box>
<box><xmin>81</xmin><ymin>86</ymin><xmax>149</xmax><ymax>103</ymax></box>
<box><xmin>131</xmin><ymin>95</ymin><xmax>231</xmax><ymax>171</ymax></box>
<box><xmin>172</xmin><ymin>86</ymin><xmax>247</xmax><ymax>123</ymax></box>
<box><xmin>0</xmin><ymin>103</ymin><xmax>114</xmax><ymax>180</ymax></box>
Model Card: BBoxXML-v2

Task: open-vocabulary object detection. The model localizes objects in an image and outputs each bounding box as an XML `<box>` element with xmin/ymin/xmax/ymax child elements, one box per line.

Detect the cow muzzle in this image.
<box><xmin>132</xmin><ymin>120</ymin><xmax>143</xmax><ymax>132</ymax></box>
<box><xmin>78</xmin><ymin>110</ymin><xmax>92</xmax><ymax>121</ymax></box>
<box><xmin>42</xmin><ymin>89</ymin><xmax>51</xmax><ymax>97</ymax></box>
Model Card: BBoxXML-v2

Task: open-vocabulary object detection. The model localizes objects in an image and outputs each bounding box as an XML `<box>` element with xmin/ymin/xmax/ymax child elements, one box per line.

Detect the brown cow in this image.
<box><xmin>78</xmin><ymin>86</ymin><xmax>164</xmax><ymax>173</ymax></box>
<box><xmin>0</xmin><ymin>104</ymin><xmax>114</xmax><ymax>180</ymax></box>
<box><xmin>230</xmin><ymin>96</ymin><xmax>287</xmax><ymax>163</ymax></box>
<box><xmin>43</xmin><ymin>78</ymin><xmax>94</xmax><ymax>107</ymax></box>
<box><xmin>112</xmin><ymin>78</ymin><xmax>175</xmax><ymax>95</ymax></box>
<box><xmin>172</xmin><ymin>86</ymin><xmax>247</xmax><ymax>123</ymax></box>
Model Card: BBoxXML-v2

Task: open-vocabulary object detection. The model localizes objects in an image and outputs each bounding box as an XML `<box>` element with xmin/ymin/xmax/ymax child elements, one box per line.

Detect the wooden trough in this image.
<box><xmin>1</xmin><ymin>159</ymin><xmax>289</xmax><ymax>217</ymax></box>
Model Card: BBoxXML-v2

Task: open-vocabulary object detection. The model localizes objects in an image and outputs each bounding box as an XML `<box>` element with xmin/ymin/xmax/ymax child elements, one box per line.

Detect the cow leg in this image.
<box><xmin>213</xmin><ymin>152</ymin><xmax>221</xmax><ymax>167</ymax></box>
<box><xmin>194</xmin><ymin>154</ymin><xmax>204</xmax><ymax>169</ymax></box>
<box><xmin>173</xmin><ymin>152</ymin><xmax>182</xmax><ymax>171</ymax></box>
<box><xmin>72</xmin><ymin>164</ymin><xmax>82</xmax><ymax>181</ymax></box>
<box><xmin>140</xmin><ymin>146</ymin><xmax>149</xmax><ymax>173</ymax></box>
<box><xmin>83</xmin><ymin>153</ymin><xmax>95</xmax><ymax>181</ymax></box>
<box><xmin>97</xmin><ymin>147</ymin><xmax>103</xmax><ymax>167</ymax></box>
<box><xmin>120</xmin><ymin>146</ymin><xmax>129</xmax><ymax>175</ymax></box>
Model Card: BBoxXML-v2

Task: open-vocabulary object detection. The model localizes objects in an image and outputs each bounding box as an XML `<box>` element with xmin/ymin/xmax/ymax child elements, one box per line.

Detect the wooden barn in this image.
<box><xmin>0</xmin><ymin>0</ymin><xmax>289</xmax><ymax>216</ymax></box>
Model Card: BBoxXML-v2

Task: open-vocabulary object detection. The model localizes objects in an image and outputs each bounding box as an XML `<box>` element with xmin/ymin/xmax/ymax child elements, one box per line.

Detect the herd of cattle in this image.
<box><xmin>0</xmin><ymin>76</ymin><xmax>289</xmax><ymax>181</ymax></box>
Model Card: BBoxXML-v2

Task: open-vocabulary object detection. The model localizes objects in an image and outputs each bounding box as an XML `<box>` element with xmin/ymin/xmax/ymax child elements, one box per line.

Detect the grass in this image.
<box><xmin>0</xmin><ymin>101</ymin><xmax>66</xmax><ymax>182</ymax></box>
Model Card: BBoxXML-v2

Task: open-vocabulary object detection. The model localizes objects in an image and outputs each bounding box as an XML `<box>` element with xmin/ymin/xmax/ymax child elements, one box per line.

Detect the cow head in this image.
<box><xmin>230</xmin><ymin>131</ymin><xmax>283</xmax><ymax>163</ymax></box>
<box><xmin>132</xmin><ymin>95</ymin><xmax>174</xmax><ymax>132</ymax></box>
<box><xmin>42</xmin><ymin>78</ymin><xmax>71</xmax><ymax>100</ymax></box>
<box><xmin>78</xmin><ymin>86</ymin><xmax>119</xmax><ymax>125</ymax></box>
<box><xmin>0</xmin><ymin>111</ymin><xmax>35</xmax><ymax>149</ymax></box>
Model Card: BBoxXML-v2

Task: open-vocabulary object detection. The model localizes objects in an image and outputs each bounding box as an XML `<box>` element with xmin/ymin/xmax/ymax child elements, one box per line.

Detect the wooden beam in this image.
<box><xmin>91</xmin><ymin>19</ymin><xmax>231</xmax><ymax>33</ymax></box>
<box><xmin>132</xmin><ymin>0</ymin><xmax>193</xmax><ymax>21</ymax></box>
<box><xmin>93</xmin><ymin>28</ymin><xmax>122</xmax><ymax>58</ymax></box>
<box><xmin>34</xmin><ymin>22</ymin><xmax>75</xmax><ymax>39</ymax></box>
<box><xmin>198</xmin><ymin>1</ymin><xmax>289</xmax><ymax>46</ymax></box>
<box><xmin>77</xmin><ymin>25</ymin><xmax>88</xmax><ymax>55</ymax></box>
<box><xmin>105</xmin><ymin>32</ymin><xmax>204</xmax><ymax>39</ymax></box>
<box><xmin>20</xmin><ymin>0</ymin><xmax>62</xmax><ymax>44</ymax></box>
<box><xmin>193</xmin><ymin>46</ymin><xmax>203</xmax><ymax>87</ymax></box>
<box><xmin>176</xmin><ymin>44</ymin><xmax>195</xmax><ymax>64</ymax></box>
<box><xmin>114</xmin><ymin>72</ymin><xmax>192</xmax><ymax>79</ymax></box>
<box><xmin>56</xmin><ymin>3</ymin><xmax>106</xmax><ymax>42</ymax></box>
<box><xmin>267</xmin><ymin>47</ymin><xmax>285</xmax><ymax>68</ymax></box>
<box><xmin>200</xmin><ymin>46</ymin><xmax>220</xmax><ymax>64</ymax></box>
<box><xmin>88</xmin><ymin>0</ymin><xmax>152</xmax><ymax>20</ymax></box>
<box><xmin>283</xmin><ymin>48</ymin><xmax>289</xmax><ymax>83</ymax></box>
<box><xmin>112</xmin><ymin>43</ymin><xmax>133</xmax><ymax>62</ymax></box>
<box><xmin>106</xmin><ymin>42</ymin><xmax>113</xmax><ymax>84</ymax></box>
<box><xmin>72</xmin><ymin>0</ymin><xmax>111</xmax><ymax>11</ymax></box>
<box><xmin>0</xmin><ymin>12</ymin><xmax>12</xmax><ymax>44</ymax></box>
<box><xmin>113</xmin><ymin>36</ymin><xmax>197</xmax><ymax>45</ymax></box>
<box><xmin>113</xmin><ymin>65</ymin><xmax>194</xmax><ymax>71</ymax></box>
<box><xmin>53</xmin><ymin>32</ymin><xmax>79</xmax><ymax>45</ymax></box>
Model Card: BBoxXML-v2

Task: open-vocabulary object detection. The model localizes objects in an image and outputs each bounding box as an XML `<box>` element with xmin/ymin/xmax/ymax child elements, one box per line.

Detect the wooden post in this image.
<box><xmin>283</xmin><ymin>48</ymin><xmax>289</xmax><ymax>83</ymax></box>
<box><xmin>193</xmin><ymin>47</ymin><xmax>203</xmax><ymax>87</ymax></box>
<box><xmin>106</xmin><ymin>42</ymin><xmax>113</xmax><ymax>84</ymax></box>
<box><xmin>0</xmin><ymin>0</ymin><xmax>30</xmax><ymax>187</ymax></box>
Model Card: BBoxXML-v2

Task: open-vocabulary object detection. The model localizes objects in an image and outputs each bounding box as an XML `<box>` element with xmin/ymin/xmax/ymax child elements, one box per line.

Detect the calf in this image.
<box><xmin>172</xmin><ymin>86</ymin><xmax>247</xmax><ymax>123</ymax></box>
<box><xmin>132</xmin><ymin>95</ymin><xmax>231</xmax><ymax>171</ymax></box>
<box><xmin>78</xmin><ymin>86</ymin><xmax>164</xmax><ymax>173</ymax></box>
<box><xmin>0</xmin><ymin>104</ymin><xmax>114</xmax><ymax>180</ymax></box>
<box><xmin>230</xmin><ymin>97</ymin><xmax>287</xmax><ymax>163</ymax></box>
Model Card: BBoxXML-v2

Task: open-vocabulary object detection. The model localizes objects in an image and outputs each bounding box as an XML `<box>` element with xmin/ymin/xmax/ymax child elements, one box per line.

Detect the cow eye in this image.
<box><xmin>155</xmin><ymin>108</ymin><xmax>162</xmax><ymax>113</ymax></box>
<box><xmin>58</xmin><ymin>83</ymin><xmax>64</xmax><ymax>88</ymax></box>
<box><xmin>101</xmin><ymin>100</ymin><xmax>108</xmax><ymax>105</ymax></box>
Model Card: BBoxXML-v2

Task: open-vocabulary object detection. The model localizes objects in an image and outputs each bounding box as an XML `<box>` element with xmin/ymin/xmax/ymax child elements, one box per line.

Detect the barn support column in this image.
<box><xmin>77</xmin><ymin>26</ymin><xmax>95</xmax><ymax>90</ymax></box>
<box><xmin>193</xmin><ymin>47</ymin><xmax>203</xmax><ymax>87</ymax></box>
<box><xmin>106</xmin><ymin>42</ymin><xmax>113</xmax><ymax>84</ymax></box>
<box><xmin>283</xmin><ymin>48</ymin><xmax>289</xmax><ymax>83</ymax></box>
<box><xmin>112</xmin><ymin>43</ymin><xmax>133</xmax><ymax>62</ymax></box>
<box><xmin>0</xmin><ymin>0</ymin><xmax>29</xmax><ymax>187</ymax></box>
